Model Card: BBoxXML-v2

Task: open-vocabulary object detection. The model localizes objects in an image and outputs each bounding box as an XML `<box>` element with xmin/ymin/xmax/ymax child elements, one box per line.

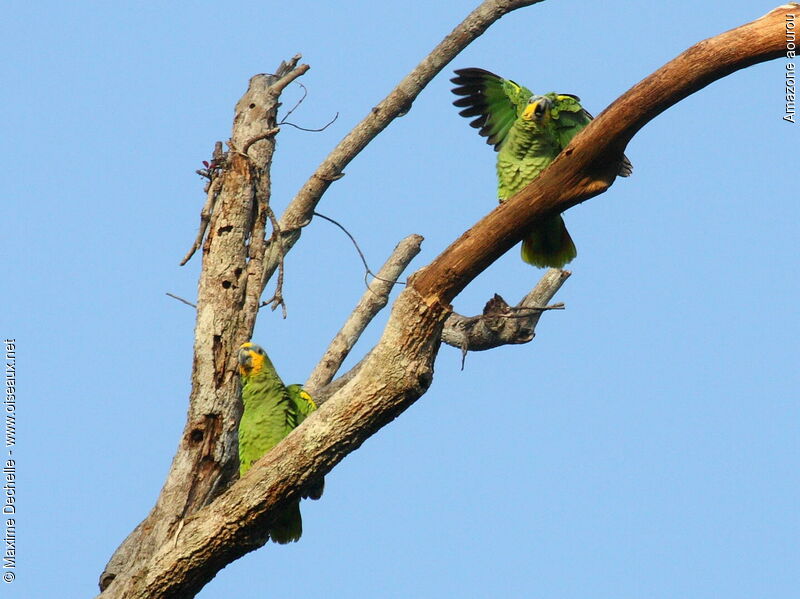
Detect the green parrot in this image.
<box><xmin>451</xmin><ymin>67</ymin><xmax>632</xmax><ymax>268</ymax></box>
<box><xmin>238</xmin><ymin>341</ymin><xmax>323</xmax><ymax>544</ymax></box>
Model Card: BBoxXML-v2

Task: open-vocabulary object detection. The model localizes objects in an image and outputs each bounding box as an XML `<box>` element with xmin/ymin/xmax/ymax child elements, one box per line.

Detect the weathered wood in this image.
<box><xmin>441</xmin><ymin>268</ymin><xmax>571</xmax><ymax>353</ymax></box>
<box><xmin>99</xmin><ymin>58</ymin><xmax>308</xmax><ymax>592</ymax></box>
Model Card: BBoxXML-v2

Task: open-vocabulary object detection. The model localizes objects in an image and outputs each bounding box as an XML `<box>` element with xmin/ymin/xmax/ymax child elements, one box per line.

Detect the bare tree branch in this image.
<box><xmin>258</xmin><ymin>0</ymin><xmax>546</xmax><ymax>291</ymax></box>
<box><xmin>279</xmin><ymin>81</ymin><xmax>308</xmax><ymax>123</ymax></box>
<box><xmin>258</xmin><ymin>202</ymin><xmax>287</xmax><ymax>317</ymax></box>
<box><xmin>441</xmin><ymin>268</ymin><xmax>570</xmax><ymax>356</ymax></box>
<box><xmin>281</xmin><ymin>112</ymin><xmax>339</xmax><ymax>132</ymax></box>
<box><xmin>241</xmin><ymin>127</ymin><xmax>280</xmax><ymax>155</ymax></box>
<box><xmin>304</xmin><ymin>234</ymin><xmax>424</xmax><ymax>396</ymax></box>
<box><xmin>238</xmin><ymin>56</ymin><xmax>308</xmax><ymax>323</ymax></box>
<box><xmin>165</xmin><ymin>292</ymin><xmax>197</xmax><ymax>309</ymax></box>
<box><xmin>96</xmin><ymin>6</ymin><xmax>796</xmax><ymax>598</ymax></box>
<box><xmin>310</xmin><ymin>350</ymin><xmax>371</xmax><ymax>405</ymax></box>
<box><xmin>312</xmin><ymin>211</ymin><xmax>411</xmax><ymax>286</ymax></box>
<box><xmin>181</xmin><ymin>143</ymin><xmax>225</xmax><ymax>266</ymax></box>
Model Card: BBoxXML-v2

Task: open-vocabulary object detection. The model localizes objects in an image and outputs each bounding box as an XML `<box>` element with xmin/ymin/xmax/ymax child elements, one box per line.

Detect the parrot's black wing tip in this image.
<box><xmin>450</xmin><ymin>67</ymin><xmax>501</xmax><ymax>85</ymax></box>
<box><xmin>450</xmin><ymin>67</ymin><xmax>505</xmax><ymax>151</ymax></box>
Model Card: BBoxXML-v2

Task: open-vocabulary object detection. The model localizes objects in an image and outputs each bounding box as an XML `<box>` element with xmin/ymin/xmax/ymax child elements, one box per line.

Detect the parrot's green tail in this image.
<box><xmin>269</xmin><ymin>501</ymin><xmax>303</xmax><ymax>544</ymax></box>
<box><xmin>520</xmin><ymin>214</ymin><xmax>577</xmax><ymax>268</ymax></box>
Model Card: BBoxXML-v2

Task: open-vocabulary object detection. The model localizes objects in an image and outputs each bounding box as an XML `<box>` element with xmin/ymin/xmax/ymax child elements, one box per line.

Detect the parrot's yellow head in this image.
<box><xmin>522</xmin><ymin>95</ymin><xmax>552</xmax><ymax>123</ymax></box>
<box><xmin>238</xmin><ymin>342</ymin><xmax>267</xmax><ymax>377</ymax></box>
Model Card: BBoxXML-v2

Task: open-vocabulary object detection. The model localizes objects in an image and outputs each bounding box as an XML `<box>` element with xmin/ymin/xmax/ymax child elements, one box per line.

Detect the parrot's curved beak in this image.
<box><xmin>238</xmin><ymin>342</ymin><xmax>267</xmax><ymax>376</ymax></box>
<box><xmin>522</xmin><ymin>96</ymin><xmax>552</xmax><ymax>122</ymax></box>
<box><xmin>238</xmin><ymin>347</ymin><xmax>254</xmax><ymax>374</ymax></box>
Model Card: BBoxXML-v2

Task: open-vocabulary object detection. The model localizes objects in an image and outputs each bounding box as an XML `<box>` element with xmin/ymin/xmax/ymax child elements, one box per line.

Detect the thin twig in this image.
<box><xmin>281</xmin><ymin>112</ymin><xmax>339</xmax><ymax>132</ymax></box>
<box><xmin>313</xmin><ymin>211</ymin><xmax>406</xmax><ymax>290</ymax></box>
<box><xmin>279</xmin><ymin>81</ymin><xmax>308</xmax><ymax>123</ymax></box>
<box><xmin>277</xmin><ymin>81</ymin><xmax>339</xmax><ymax>133</ymax></box>
<box><xmin>180</xmin><ymin>177</ymin><xmax>222</xmax><ymax>266</ymax></box>
<box><xmin>259</xmin><ymin>204</ymin><xmax>287</xmax><ymax>318</ymax></box>
<box><xmin>496</xmin><ymin>302</ymin><xmax>565</xmax><ymax>317</ymax></box>
<box><xmin>181</xmin><ymin>142</ymin><xmax>225</xmax><ymax>266</ymax></box>
<box><xmin>166</xmin><ymin>292</ymin><xmax>197</xmax><ymax>308</ymax></box>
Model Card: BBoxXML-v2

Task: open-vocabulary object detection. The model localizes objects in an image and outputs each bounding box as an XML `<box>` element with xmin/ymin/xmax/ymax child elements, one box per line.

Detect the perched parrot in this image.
<box><xmin>237</xmin><ymin>341</ymin><xmax>324</xmax><ymax>544</ymax></box>
<box><xmin>451</xmin><ymin>67</ymin><xmax>632</xmax><ymax>268</ymax></box>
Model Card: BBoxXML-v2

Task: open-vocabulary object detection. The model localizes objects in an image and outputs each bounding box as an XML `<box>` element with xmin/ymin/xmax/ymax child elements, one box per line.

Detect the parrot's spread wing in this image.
<box><xmin>548</xmin><ymin>93</ymin><xmax>593</xmax><ymax>148</ymax></box>
<box><xmin>549</xmin><ymin>93</ymin><xmax>633</xmax><ymax>177</ymax></box>
<box><xmin>451</xmin><ymin>68</ymin><xmax>531</xmax><ymax>150</ymax></box>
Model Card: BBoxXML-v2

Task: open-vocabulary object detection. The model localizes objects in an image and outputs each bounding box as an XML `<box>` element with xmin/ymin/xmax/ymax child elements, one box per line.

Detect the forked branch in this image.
<box><xmin>305</xmin><ymin>234</ymin><xmax>424</xmax><ymax>396</ymax></box>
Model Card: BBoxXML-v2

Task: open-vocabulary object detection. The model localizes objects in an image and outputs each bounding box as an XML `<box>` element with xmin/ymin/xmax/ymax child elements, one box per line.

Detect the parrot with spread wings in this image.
<box><xmin>451</xmin><ymin>67</ymin><xmax>632</xmax><ymax>268</ymax></box>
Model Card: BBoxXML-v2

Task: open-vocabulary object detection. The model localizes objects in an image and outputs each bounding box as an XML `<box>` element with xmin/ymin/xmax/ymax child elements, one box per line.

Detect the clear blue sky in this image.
<box><xmin>3</xmin><ymin>1</ymin><xmax>797</xmax><ymax>597</ymax></box>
